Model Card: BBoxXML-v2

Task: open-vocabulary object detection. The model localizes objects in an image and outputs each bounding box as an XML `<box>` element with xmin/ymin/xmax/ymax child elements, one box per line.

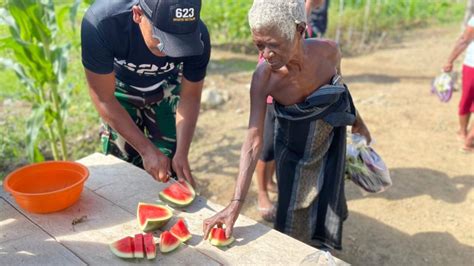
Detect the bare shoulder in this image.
<box><xmin>250</xmin><ymin>62</ymin><xmax>272</xmax><ymax>95</ymax></box>
<box><xmin>307</xmin><ymin>39</ymin><xmax>340</xmax><ymax>60</ymax></box>
<box><xmin>254</xmin><ymin>61</ymin><xmax>272</xmax><ymax>79</ymax></box>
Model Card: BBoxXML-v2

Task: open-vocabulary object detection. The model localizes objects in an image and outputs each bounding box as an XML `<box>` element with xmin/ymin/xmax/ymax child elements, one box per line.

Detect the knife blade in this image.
<box><xmin>167</xmin><ymin>172</ymin><xmax>187</xmax><ymax>190</ymax></box>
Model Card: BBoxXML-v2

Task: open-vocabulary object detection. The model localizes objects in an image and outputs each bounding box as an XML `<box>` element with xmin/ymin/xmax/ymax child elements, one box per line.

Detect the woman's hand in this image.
<box><xmin>352</xmin><ymin>120</ymin><xmax>372</xmax><ymax>145</ymax></box>
<box><xmin>443</xmin><ymin>63</ymin><xmax>453</xmax><ymax>73</ymax></box>
<box><xmin>203</xmin><ymin>201</ymin><xmax>242</xmax><ymax>240</ymax></box>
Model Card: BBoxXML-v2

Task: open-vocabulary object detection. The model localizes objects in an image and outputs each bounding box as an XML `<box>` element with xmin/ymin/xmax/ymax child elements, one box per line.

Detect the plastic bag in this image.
<box><xmin>300</xmin><ymin>251</ymin><xmax>336</xmax><ymax>266</ymax></box>
<box><xmin>345</xmin><ymin>134</ymin><xmax>392</xmax><ymax>193</ymax></box>
<box><xmin>431</xmin><ymin>72</ymin><xmax>454</xmax><ymax>103</ymax></box>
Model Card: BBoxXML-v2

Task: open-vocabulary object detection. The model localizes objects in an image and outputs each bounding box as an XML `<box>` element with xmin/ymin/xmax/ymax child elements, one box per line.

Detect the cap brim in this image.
<box><xmin>152</xmin><ymin>26</ymin><xmax>204</xmax><ymax>58</ymax></box>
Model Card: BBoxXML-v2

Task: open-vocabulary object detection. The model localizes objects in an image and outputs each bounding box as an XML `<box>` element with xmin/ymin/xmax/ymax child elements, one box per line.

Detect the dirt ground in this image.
<box><xmin>189</xmin><ymin>25</ymin><xmax>474</xmax><ymax>266</ymax></box>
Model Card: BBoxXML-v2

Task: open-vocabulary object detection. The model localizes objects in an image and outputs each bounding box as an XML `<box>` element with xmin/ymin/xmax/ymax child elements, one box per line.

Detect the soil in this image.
<box><xmin>190</xmin><ymin>24</ymin><xmax>474</xmax><ymax>265</ymax></box>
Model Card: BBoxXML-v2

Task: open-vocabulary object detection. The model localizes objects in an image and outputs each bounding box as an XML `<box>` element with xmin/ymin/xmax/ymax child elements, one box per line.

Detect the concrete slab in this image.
<box><xmin>0</xmin><ymin>198</ymin><xmax>85</xmax><ymax>265</ymax></box>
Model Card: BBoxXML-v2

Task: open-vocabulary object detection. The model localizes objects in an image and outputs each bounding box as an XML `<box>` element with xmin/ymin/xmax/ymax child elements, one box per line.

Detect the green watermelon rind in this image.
<box><xmin>110</xmin><ymin>236</ymin><xmax>135</xmax><ymax>259</ymax></box>
<box><xmin>209</xmin><ymin>236</ymin><xmax>235</xmax><ymax>247</ymax></box>
<box><xmin>137</xmin><ymin>202</ymin><xmax>173</xmax><ymax>232</ymax></box>
<box><xmin>158</xmin><ymin>181</ymin><xmax>196</xmax><ymax>207</ymax></box>
<box><xmin>209</xmin><ymin>228</ymin><xmax>235</xmax><ymax>247</ymax></box>
<box><xmin>133</xmin><ymin>234</ymin><xmax>144</xmax><ymax>258</ymax></box>
<box><xmin>169</xmin><ymin>219</ymin><xmax>192</xmax><ymax>243</ymax></box>
<box><xmin>173</xmin><ymin>232</ymin><xmax>192</xmax><ymax>243</ymax></box>
<box><xmin>159</xmin><ymin>242</ymin><xmax>181</xmax><ymax>253</ymax></box>
<box><xmin>159</xmin><ymin>231</ymin><xmax>182</xmax><ymax>253</ymax></box>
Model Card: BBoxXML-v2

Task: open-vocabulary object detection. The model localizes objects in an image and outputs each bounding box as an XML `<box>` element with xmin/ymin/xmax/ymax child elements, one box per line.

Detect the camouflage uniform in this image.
<box><xmin>100</xmin><ymin>77</ymin><xmax>181</xmax><ymax>168</ymax></box>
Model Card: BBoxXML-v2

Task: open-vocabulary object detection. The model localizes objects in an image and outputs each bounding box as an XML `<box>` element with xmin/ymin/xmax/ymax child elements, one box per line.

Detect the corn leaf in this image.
<box><xmin>26</xmin><ymin>104</ymin><xmax>46</xmax><ymax>162</ymax></box>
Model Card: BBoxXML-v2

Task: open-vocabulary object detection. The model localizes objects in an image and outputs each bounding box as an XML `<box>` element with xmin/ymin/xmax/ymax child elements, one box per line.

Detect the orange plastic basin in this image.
<box><xmin>4</xmin><ymin>161</ymin><xmax>89</xmax><ymax>214</ymax></box>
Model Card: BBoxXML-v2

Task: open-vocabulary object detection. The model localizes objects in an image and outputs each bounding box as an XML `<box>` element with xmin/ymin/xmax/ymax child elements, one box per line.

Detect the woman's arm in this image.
<box><xmin>203</xmin><ymin>68</ymin><xmax>269</xmax><ymax>239</ymax></box>
<box><xmin>444</xmin><ymin>25</ymin><xmax>474</xmax><ymax>72</ymax></box>
<box><xmin>327</xmin><ymin>40</ymin><xmax>372</xmax><ymax>143</ymax></box>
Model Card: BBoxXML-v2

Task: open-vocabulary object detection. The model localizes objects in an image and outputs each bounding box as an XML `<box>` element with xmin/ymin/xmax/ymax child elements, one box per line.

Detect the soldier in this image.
<box><xmin>81</xmin><ymin>0</ymin><xmax>211</xmax><ymax>186</ymax></box>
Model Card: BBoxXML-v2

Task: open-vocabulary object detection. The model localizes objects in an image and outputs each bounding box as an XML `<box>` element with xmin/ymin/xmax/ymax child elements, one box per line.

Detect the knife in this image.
<box><xmin>167</xmin><ymin>171</ymin><xmax>187</xmax><ymax>190</ymax></box>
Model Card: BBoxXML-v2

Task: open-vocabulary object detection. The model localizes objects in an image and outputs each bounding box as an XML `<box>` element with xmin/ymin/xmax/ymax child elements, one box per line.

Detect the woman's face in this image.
<box><xmin>252</xmin><ymin>26</ymin><xmax>297</xmax><ymax>70</ymax></box>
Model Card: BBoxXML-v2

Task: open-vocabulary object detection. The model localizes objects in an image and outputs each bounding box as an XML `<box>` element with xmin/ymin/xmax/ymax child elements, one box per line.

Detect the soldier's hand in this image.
<box><xmin>142</xmin><ymin>148</ymin><xmax>171</xmax><ymax>182</ymax></box>
<box><xmin>172</xmin><ymin>153</ymin><xmax>196</xmax><ymax>188</ymax></box>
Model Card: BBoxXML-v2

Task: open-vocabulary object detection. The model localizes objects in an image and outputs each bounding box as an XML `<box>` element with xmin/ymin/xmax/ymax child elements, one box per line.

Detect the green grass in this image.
<box><xmin>0</xmin><ymin>24</ymin><xmax>22</xmax><ymax>100</ymax></box>
<box><xmin>0</xmin><ymin>70</ymin><xmax>21</xmax><ymax>100</ymax></box>
<box><xmin>1</xmin><ymin>110</ymin><xmax>27</xmax><ymax>179</ymax></box>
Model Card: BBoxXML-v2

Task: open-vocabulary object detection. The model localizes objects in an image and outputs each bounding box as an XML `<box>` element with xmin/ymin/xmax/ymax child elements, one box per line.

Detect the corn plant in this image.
<box><xmin>202</xmin><ymin>0</ymin><xmax>253</xmax><ymax>44</ymax></box>
<box><xmin>0</xmin><ymin>0</ymin><xmax>81</xmax><ymax>162</ymax></box>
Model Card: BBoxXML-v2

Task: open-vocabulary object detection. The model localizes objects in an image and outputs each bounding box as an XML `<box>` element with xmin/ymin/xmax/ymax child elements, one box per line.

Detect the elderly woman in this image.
<box><xmin>203</xmin><ymin>0</ymin><xmax>371</xmax><ymax>250</ymax></box>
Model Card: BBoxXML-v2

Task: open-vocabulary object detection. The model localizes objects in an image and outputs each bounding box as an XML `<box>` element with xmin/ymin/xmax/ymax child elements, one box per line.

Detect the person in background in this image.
<box><xmin>443</xmin><ymin>15</ymin><xmax>474</xmax><ymax>152</ymax></box>
<box><xmin>204</xmin><ymin>0</ymin><xmax>371</xmax><ymax>250</ymax></box>
<box><xmin>305</xmin><ymin>0</ymin><xmax>329</xmax><ymax>38</ymax></box>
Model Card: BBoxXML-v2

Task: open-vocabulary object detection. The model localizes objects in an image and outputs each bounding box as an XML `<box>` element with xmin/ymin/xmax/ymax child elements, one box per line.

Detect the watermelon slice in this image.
<box><xmin>159</xmin><ymin>231</ymin><xmax>181</xmax><ymax>253</ymax></box>
<box><xmin>159</xmin><ymin>180</ymin><xmax>196</xmax><ymax>207</ymax></box>
<box><xmin>110</xmin><ymin>236</ymin><xmax>135</xmax><ymax>259</ymax></box>
<box><xmin>133</xmin><ymin>234</ymin><xmax>144</xmax><ymax>258</ymax></box>
<box><xmin>169</xmin><ymin>218</ymin><xmax>192</xmax><ymax>242</ymax></box>
<box><xmin>209</xmin><ymin>227</ymin><xmax>234</xmax><ymax>247</ymax></box>
<box><xmin>137</xmin><ymin>202</ymin><xmax>173</xmax><ymax>232</ymax></box>
<box><xmin>143</xmin><ymin>233</ymin><xmax>156</xmax><ymax>260</ymax></box>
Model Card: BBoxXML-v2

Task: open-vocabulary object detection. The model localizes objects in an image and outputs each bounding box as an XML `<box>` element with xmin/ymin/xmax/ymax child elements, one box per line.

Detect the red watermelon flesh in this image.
<box><xmin>164</xmin><ymin>183</ymin><xmax>192</xmax><ymax>199</ymax></box>
<box><xmin>209</xmin><ymin>227</ymin><xmax>235</xmax><ymax>247</ymax></box>
<box><xmin>159</xmin><ymin>231</ymin><xmax>181</xmax><ymax>253</ymax></box>
<box><xmin>137</xmin><ymin>202</ymin><xmax>173</xmax><ymax>232</ymax></box>
<box><xmin>169</xmin><ymin>218</ymin><xmax>192</xmax><ymax>242</ymax></box>
<box><xmin>110</xmin><ymin>236</ymin><xmax>135</xmax><ymax>259</ymax></box>
<box><xmin>159</xmin><ymin>180</ymin><xmax>195</xmax><ymax>207</ymax></box>
<box><xmin>133</xmin><ymin>234</ymin><xmax>144</xmax><ymax>258</ymax></box>
<box><xmin>143</xmin><ymin>233</ymin><xmax>156</xmax><ymax>260</ymax></box>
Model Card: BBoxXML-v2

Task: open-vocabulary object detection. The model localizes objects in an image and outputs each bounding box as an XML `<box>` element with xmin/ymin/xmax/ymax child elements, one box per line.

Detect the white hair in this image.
<box><xmin>248</xmin><ymin>0</ymin><xmax>306</xmax><ymax>41</ymax></box>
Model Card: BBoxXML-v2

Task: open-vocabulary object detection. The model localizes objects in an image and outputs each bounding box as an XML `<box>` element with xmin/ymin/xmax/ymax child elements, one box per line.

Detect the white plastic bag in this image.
<box><xmin>345</xmin><ymin>134</ymin><xmax>392</xmax><ymax>193</ymax></box>
<box><xmin>300</xmin><ymin>251</ymin><xmax>336</xmax><ymax>266</ymax></box>
<box><xmin>431</xmin><ymin>72</ymin><xmax>454</xmax><ymax>103</ymax></box>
